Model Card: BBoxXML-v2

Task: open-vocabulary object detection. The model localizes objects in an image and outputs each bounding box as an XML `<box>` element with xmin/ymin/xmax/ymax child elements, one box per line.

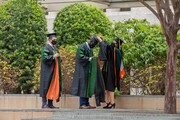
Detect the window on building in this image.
<box><xmin>120</xmin><ymin>8</ymin><xmax>131</xmax><ymax>12</ymax></box>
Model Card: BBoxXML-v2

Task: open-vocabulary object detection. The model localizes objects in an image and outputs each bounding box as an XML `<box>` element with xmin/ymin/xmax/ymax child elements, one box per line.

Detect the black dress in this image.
<box><xmin>98</xmin><ymin>41</ymin><xmax>122</xmax><ymax>92</ymax></box>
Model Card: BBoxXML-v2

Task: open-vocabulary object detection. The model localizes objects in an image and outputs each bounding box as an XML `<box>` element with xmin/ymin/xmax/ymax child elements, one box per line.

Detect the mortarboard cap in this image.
<box><xmin>47</xmin><ymin>33</ymin><xmax>56</xmax><ymax>39</ymax></box>
<box><xmin>115</xmin><ymin>37</ymin><xmax>125</xmax><ymax>45</ymax></box>
<box><xmin>91</xmin><ymin>34</ymin><xmax>98</xmax><ymax>42</ymax></box>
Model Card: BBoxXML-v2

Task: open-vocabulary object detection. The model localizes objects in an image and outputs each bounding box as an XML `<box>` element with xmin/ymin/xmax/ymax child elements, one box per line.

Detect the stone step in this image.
<box><xmin>1</xmin><ymin>108</ymin><xmax>180</xmax><ymax>120</ymax></box>
<box><xmin>28</xmin><ymin>109</ymin><xmax>180</xmax><ymax>120</ymax></box>
<box><xmin>22</xmin><ymin>119</ymin><xmax>51</xmax><ymax>120</ymax></box>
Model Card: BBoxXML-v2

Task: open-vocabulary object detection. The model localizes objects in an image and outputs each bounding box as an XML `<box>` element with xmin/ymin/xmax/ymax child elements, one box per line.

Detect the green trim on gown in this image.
<box><xmin>87</xmin><ymin>57</ymin><xmax>97</xmax><ymax>97</ymax></box>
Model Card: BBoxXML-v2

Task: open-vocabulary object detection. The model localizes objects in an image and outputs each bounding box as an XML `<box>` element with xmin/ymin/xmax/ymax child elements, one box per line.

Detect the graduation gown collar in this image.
<box><xmin>86</xmin><ymin>42</ymin><xmax>91</xmax><ymax>51</ymax></box>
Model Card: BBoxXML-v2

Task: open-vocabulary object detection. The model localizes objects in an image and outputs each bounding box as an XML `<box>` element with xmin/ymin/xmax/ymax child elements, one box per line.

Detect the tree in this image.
<box><xmin>54</xmin><ymin>3</ymin><xmax>113</xmax><ymax>45</ymax></box>
<box><xmin>139</xmin><ymin>0</ymin><xmax>180</xmax><ymax>113</ymax></box>
<box><xmin>0</xmin><ymin>0</ymin><xmax>47</xmax><ymax>93</ymax></box>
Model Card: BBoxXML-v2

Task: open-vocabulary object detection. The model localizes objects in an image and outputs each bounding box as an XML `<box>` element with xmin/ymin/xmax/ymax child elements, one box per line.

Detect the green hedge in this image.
<box><xmin>0</xmin><ymin>0</ymin><xmax>47</xmax><ymax>93</ymax></box>
<box><xmin>54</xmin><ymin>3</ymin><xmax>113</xmax><ymax>45</ymax></box>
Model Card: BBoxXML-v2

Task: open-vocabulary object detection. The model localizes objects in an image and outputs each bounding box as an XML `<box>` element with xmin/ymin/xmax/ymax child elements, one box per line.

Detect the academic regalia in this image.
<box><xmin>95</xmin><ymin>62</ymin><xmax>105</xmax><ymax>106</ymax></box>
<box><xmin>39</xmin><ymin>43</ymin><xmax>63</xmax><ymax>101</ymax></box>
<box><xmin>98</xmin><ymin>41</ymin><xmax>122</xmax><ymax>91</ymax></box>
<box><xmin>71</xmin><ymin>42</ymin><xmax>105</xmax><ymax>106</ymax></box>
<box><xmin>87</xmin><ymin>57</ymin><xmax>105</xmax><ymax>106</ymax></box>
<box><xmin>71</xmin><ymin>42</ymin><xmax>94</xmax><ymax>97</ymax></box>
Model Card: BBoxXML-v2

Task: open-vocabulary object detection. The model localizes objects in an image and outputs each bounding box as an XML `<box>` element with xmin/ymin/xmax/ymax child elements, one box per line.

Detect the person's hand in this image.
<box><xmin>89</xmin><ymin>57</ymin><xmax>94</xmax><ymax>61</ymax></box>
<box><xmin>53</xmin><ymin>53</ymin><xmax>60</xmax><ymax>58</ymax></box>
<box><xmin>96</xmin><ymin>36</ymin><xmax>103</xmax><ymax>42</ymax></box>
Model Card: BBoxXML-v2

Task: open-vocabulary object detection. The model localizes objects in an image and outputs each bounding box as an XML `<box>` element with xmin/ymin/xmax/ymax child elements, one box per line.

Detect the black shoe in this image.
<box><xmin>88</xmin><ymin>105</ymin><xmax>96</xmax><ymax>109</ymax></box>
<box><xmin>42</xmin><ymin>105</ymin><xmax>49</xmax><ymax>109</ymax></box>
<box><xmin>106</xmin><ymin>103</ymin><xmax>115</xmax><ymax>109</ymax></box>
<box><xmin>48</xmin><ymin>105</ymin><xmax>59</xmax><ymax>109</ymax></box>
<box><xmin>103</xmin><ymin>102</ymin><xmax>111</xmax><ymax>109</ymax></box>
<box><xmin>79</xmin><ymin>105</ymin><xmax>90</xmax><ymax>109</ymax></box>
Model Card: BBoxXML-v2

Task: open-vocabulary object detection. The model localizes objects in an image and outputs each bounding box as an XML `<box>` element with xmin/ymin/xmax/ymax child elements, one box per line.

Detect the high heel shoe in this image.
<box><xmin>106</xmin><ymin>103</ymin><xmax>115</xmax><ymax>109</ymax></box>
<box><xmin>103</xmin><ymin>102</ymin><xmax>111</xmax><ymax>109</ymax></box>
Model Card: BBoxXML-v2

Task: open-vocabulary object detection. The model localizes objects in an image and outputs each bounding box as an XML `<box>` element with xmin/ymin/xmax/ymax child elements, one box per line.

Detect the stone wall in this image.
<box><xmin>1</xmin><ymin>94</ymin><xmax>180</xmax><ymax>110</ymax></box>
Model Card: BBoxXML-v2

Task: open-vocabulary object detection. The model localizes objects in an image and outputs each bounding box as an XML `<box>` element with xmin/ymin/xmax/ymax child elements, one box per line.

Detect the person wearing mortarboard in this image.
<box><xmin>71</xmin><ymin>35</ymin><xmax>105</xmax><ymax>109</ymax></box>
<box><xmin>39</xmin><ymin>33</ymin><xmax>63</xmax><ymax>109</ymax></box>
<box><xmin>98</xmin><ymin>37</ymin><xmax>125</xmax><ymax>109</ymax></box>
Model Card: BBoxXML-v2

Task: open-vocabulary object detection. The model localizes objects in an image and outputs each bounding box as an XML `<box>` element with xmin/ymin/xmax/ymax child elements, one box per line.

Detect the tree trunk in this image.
<box><xmin>164</xmin><ymin>36</ymin><xmax>177</xmax><ymax>114</ymax></box>
<box><xmin>138</xmin><ymin>0</ymin><xmax>179</xmax><ymax>114</ymax></box>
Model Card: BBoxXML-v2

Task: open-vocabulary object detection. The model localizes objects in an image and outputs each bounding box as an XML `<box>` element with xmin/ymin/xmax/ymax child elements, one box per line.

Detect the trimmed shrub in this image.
<box><xmin>54</xmin><ymin>3</ymin><xmax>113</xmax><ymax>45</ymax></box>
<box><xmin>0</xmin><ymin>0</ymin><xmax>47</xmax><ymax>93</ymax></box>
<box><xmin>0</xmin><ymin>56</ymin><xmax>19</xmax><ymax>94</ymax></box>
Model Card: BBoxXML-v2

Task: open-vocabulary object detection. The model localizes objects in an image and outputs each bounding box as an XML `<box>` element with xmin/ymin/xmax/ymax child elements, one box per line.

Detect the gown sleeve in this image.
<box><xmin>41</xmin><ymin>48</ymin><xmax>55</xmax><ymax>65</ymax></box>
<box><xmin>98</xmin><ymin>41</ymin><xmax>108</xmax><ymax>61</ymax></box>
<box><xmin>78</xmin><ymin>46</ymin><xmax>90</xmax><ymax>61</ymax></box>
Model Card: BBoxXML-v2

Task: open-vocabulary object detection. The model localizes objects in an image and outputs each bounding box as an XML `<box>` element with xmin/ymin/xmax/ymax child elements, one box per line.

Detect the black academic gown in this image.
<box><xmin>71</xmin><ymin>42</ymin><xmax>105</xmax><ymax>106</ymax></box>
<box><xmin>39</xmin><ymin>44</ymin><xmax>61</xmax><ymax>98</ymax></box>
<box><xmin>99</xmin><ymin>41</ymin><xmax>122</xmax><ymax>91</ymax></box>
<box><xmin>95</xmin><ymin>63</ymin><xmax>105</xmax><ymax>106</ymax></box>
<box><xmin>71</xmin><ymin>43</ymin><xmax>93</xmax><ymax>98</ymax></box>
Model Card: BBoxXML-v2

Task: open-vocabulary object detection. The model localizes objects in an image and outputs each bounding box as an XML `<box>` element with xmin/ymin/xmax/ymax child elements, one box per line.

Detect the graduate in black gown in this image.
<box><xmin>40</xmin><ymin>33</ymin><xmax>63</xmax><ymax>109</ymax></box>
<box><xmin>98</xmin><ymin>37</ymin><xmax>124</xmax><ymax>109</ymax></box>
<box><xmin>71</xmin><ymin>35</ymin><xmax>104</xmax><ymax>109</ymax></box>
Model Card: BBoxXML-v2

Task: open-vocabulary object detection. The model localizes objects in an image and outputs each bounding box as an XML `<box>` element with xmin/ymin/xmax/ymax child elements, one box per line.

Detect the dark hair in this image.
<box><xmin>114</xmin><ymin>37</ymin><xmax>124</xmax><ymax>56</ymax></box>
<box><xmin>114</xmin><ymin>37</ymin><xmax>120</xmax><ymax>49</ymax></box>
<box><xmin>47</xmin><ymin>33</ymin><xmax>56</xmax><ymax>40</ymax></box>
